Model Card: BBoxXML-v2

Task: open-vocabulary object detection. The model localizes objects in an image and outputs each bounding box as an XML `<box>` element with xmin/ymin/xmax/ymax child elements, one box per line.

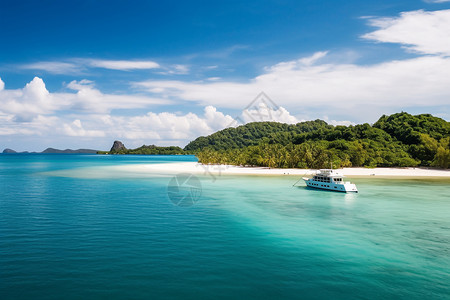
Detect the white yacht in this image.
<box><xmin>303</xmin><ymin>169</ymin><xmax>358</xmax><ymax>193</ymax></box>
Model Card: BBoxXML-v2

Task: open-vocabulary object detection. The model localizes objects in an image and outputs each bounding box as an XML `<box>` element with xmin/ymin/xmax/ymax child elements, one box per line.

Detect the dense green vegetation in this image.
<box><xmin>186</xmin><ymin>112</ymin><xmax>450</xmax><ymax>169</ymax></box>
<box><xmin>99</xmin><ymin>145</ymin><xmax>186</xmax><ymax>155</ymax></box>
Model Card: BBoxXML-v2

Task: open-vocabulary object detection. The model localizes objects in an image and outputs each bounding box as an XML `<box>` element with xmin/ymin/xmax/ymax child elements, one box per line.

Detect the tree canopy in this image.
<box><xmin>185</xmin><ymin>112</ymin><xmax>450</xmax><ymax>169</ymax></box>
<box><xmin>100</xmin><ymin>144</ymin><xmax>186</xmax><ymax>155</ymax></box>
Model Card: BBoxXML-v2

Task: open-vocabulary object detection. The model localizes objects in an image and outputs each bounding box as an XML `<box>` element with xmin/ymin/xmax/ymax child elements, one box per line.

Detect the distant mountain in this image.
<box><xmin>110</xmin><ymin>141</ymin><xmax>127</xmax><ymax>153</ymax></box>
<box><xmin>2</xmin><ymin>148</ymin><xmax>17</xmax><ymax>154</ymax></box>
<box><xmin>41</xmin><ymin>148</ymin><xmax>98</xmax><ymax>154</ymax></box>
<box><xmin>2</xmin><ymin>148</ymin><xmax>98</xmax><ymax>154</ymax></box>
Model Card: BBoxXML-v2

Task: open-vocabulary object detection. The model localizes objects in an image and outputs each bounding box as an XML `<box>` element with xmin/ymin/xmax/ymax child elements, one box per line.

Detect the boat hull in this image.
<box><xmin>303</xmin><ymin>178</ymin><xmax>358</xmax><ymax>193</ymax></box>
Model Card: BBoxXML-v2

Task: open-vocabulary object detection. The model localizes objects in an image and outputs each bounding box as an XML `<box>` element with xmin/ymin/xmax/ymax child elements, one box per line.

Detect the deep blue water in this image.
<box><xmin>0</xmin><ymin>154</ymin><xmax>449</xmax><ymax>299</ymax></box>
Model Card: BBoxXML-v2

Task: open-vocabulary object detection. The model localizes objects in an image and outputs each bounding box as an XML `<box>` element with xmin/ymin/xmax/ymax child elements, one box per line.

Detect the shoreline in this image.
<box><xmin>111</xmin><ymin>162</ymin><xmax>450</xmax><ymax>178</ymax></box>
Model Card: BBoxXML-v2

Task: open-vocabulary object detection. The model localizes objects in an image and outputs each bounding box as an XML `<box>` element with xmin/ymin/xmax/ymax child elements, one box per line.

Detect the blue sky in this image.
<box><xmin>1</xmin><ymin>0</ymin><xmax>450</xmax><ymax>151</ymax></box>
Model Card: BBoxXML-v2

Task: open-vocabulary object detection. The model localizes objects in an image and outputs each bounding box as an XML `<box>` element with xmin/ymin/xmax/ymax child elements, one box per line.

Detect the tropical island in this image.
<box><xmin>98</xmin><ymin>140</ymin><xmax>185</xmax><ymax>155</ymax></box>
<box><xmin>2</xmin><ymin>148</ymin><xmax>98</xmax><ymax>154</ymax></box>
<box><xmin>101</xmin><ymin>112</ymin><xmax>450</xmax><ymax>169</ymax></box>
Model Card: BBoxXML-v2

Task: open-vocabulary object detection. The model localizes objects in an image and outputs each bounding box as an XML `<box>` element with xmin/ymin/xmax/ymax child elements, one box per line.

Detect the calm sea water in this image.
<box><xmin>0</xmin><ymin>154</ymin><xmax>449</xmax><ymax>300</ymax></box>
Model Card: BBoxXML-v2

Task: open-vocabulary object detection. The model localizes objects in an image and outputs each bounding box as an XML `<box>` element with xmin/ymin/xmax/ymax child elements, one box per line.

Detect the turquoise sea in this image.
<box><xmin>0</xmin><ymin>154</ymin><xmax>449</xmax><ymax>299</ymax></box>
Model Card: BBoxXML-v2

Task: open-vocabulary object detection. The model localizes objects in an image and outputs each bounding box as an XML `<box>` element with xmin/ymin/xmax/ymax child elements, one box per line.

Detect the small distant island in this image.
<box><xmin>2</xmin><ymin>148</ymin><xmax>98</xmax><ymax>154</ymax></box>
<box><xmin>97</xmin><ymin>140</ymin><xmax>187</xmax><ymax>155</ymax></box>
<box><xmin>98</xmin><ymin>112</ymin><xmax>450</xmax><ymax>169</ymax></box>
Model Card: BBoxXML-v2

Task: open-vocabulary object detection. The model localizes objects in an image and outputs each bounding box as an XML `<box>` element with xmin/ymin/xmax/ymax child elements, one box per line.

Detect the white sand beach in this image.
<box><xmin>111</xmin><ymin>162</ymin><xmax>450</xmax><ymax>178</ymax></box>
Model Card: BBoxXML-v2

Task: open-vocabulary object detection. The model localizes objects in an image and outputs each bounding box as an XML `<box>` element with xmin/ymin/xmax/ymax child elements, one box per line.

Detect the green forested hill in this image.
<box><xmin>184</xmin><ymin>120</ymin><xmax>330</xmax><ymax>151</ymax></box>
<box><xmin>184</xmin><ymin>112</ymin><xmax>450</xmax><ymax>168</ymax></box>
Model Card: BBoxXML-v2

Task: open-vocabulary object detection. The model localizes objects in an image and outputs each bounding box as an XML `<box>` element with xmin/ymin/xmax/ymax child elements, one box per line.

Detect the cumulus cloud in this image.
<box><xmin>241</xmin><ymin>103</ymin><xmax>299</xmax><ymax>124</ymax></box>
<box><xmin>0</xmin><ymin>77</ymin><xmax>170</xmax><ymax>121</ymax></box>
<box><xmin>63</xmin><ymin>119</ymin><xmax>105</xmax><ymax>137</ymax></box>
<box><xmin>322</xmin><ymin>117</ymin><xmax>356</xmax><ymax>126</ymax></box>
<box><xmin>362</xmin><ymin>9</ymin><xmax>450</xmax><ymax>56</ymax></box>
<box><xmin>0</xmin><ymin>77</ymin><xmax>59</xmax><ymax>121</ymax></box>
<box><xmin>107</xmin><ymin>106</ymin><xmax>235</xmax><ymax>141</ymax></box>
<box><xmin>0</xmin><ymin>114</ymin><xmax>59</xmax><ymax>136</ymax></box>
<box><xmin>0</xmin><ymin>105</ymin><xmax>237</xmax><ymax>147</ymax></box>
<box><xmin>135</xmin><ymin>52</ymin><xmax>450</xmax><ymax>121</ymax></box>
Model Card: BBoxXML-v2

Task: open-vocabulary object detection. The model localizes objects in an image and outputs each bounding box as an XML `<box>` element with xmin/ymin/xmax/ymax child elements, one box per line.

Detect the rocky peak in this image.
<box><xmin>110</xmin><ymin>141</ymin><xmax>126</xmax><ymax>153</ymax></box>
<box><xmin>2</xmin><ymin>148</ymin><xmax>17</xmax><ymax>154</ymax></box>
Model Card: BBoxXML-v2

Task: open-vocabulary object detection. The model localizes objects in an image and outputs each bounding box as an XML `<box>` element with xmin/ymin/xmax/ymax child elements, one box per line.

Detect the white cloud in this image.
<box><xmin>19</xmin><ymin>58</ymin><xmax>161</xmax><ymax>74</ymax></box>
<box><xmin>172</xmin><ymin>64</ymin><xmax>189</xmax><ymax>74</ymax></box>
<box><xmin>0</xmin><ymin>114</ymin><xmax>59</xmax><ymax>136</ymax></box>
<box><xmin>322</xmin><ymin>117</ymin><xmax>356</xmax><ymax>126</ymax></box>
<box><xmin>0</xmin><ymin>77</ymin><xmax>4</xmax><ymax>90</ymax></box>
<box><xmin>135</xmin><ymin>51</ymin><xmax>450</xmax><ymax>121</ymax></box>
<box><xmin>66</xmin><ymin>80</ymin><xmax>170</xmax><ymax>113</ymax></box>
<box><xmin>362</xmin><ymin>9</ymin><xmax>450</xmax><ymax>56</ymax></box>
<box><xmin>424</xmin><ymin>0</ymin><xmax>450</xmax><ymax>3</ymax></box>
<box><xmin>0</xmin><ymin>105</ymin><xmax>237</xmax><ymax>147</ymax></box>
<box><xmin>267</xmin><ymin>51</ymin><xmax>328</xmax><ymax>72</ymax></box>
<box><xmin>0</xmin><ymin>77</ymin><xmax>234</xmax><ymax>142</ymax></box>
<box><xmin>241</xmin><ymin>103</ymin><xmax>299</xmax><ymax>124</ymax></box>
<box><xmin>21</xmin><ymin>62</ymin><xmax>83</xmax><ymax>74</ymax></box>
<box><xmin>66</xmin><ymin>79</ymin><xmax>94</xmax><ymax>90</ymax></box>
<box><xmin>158</xmin><ymin>64</ymin><xmax>190</xmax><ymax>75</ymax></box>
<box><xmin>109</xmin><ymin>106</ymin><xmax>235</xmax><ymax>141</ymax></box>
<box><xmin>63</xmin><ymin>119</ymin><xmax>105</xmax><ymax>137</ymax></box>
<box><xmin>88</xmin><ymin>59</ymin><xmax>160</xmax><ymax>70</ymax></box>
<box><xmin>0</xmin><ymin>77</ymin><xmax>170</xmax><ymax>121</ymax></box>
<box><xmin>0</xmin><ymin>77</ymin><xmax>59</xmax><ymax>121</ymax></box>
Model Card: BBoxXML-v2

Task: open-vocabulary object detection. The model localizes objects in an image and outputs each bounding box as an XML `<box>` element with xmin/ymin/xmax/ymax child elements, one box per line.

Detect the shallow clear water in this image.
<box><xmin>0</xmin><ymin>154</ymin><xmax>449</xmax><ymax>299</ymax></box>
